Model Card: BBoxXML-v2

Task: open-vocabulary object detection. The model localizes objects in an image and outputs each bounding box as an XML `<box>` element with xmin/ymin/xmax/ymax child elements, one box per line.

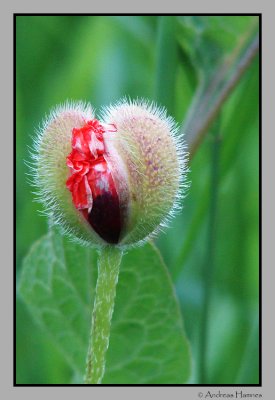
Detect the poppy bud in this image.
<box><xmin>33</xmin><ymin>99</ymin><xmax>188</xmax><ymax>247</ymax></box>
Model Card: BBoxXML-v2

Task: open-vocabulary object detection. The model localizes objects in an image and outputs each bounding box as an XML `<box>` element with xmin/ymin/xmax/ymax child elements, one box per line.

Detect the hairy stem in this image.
<box><xmin>85</xmin><ymin>246</ymin><xmax>123</xmax><ymax>384</ymax></box>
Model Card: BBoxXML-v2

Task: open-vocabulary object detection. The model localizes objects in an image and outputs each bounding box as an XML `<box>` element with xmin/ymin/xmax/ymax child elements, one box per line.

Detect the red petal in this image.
<box><xmin>66</xmin><ymin>118</ymin><xmax>121</xmax><ymax>242</ymax></box>
<box><xmin>69</xmin><ymin>175</ymin><xmax>92</xmax><ymax>210</ymax></box>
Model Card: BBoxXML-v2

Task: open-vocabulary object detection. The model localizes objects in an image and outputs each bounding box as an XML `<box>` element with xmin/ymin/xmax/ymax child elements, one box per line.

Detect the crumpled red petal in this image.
<box><xmin>66</xmin><ymin>119</ymin><xmax>121</xmax><ymax>243</ymax></box>
<box><xmin>66</xmin><ymin>119</ymin><xmax>114</xmax><ymax>209</ymax></box>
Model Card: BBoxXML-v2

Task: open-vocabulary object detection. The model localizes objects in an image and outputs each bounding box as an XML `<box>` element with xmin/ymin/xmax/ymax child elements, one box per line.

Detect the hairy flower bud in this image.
<box><xmin>32</xmin><ymin>99</ymin><xmax>188</xmax><ymax>247</ymax></box>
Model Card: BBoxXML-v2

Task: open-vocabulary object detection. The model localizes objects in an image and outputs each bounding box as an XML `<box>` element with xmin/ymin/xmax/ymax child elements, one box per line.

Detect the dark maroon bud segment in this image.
<box><xmin>88</xmin><ymin>192</ymin><xmax>121</xmax><ymax>244</ymax></box>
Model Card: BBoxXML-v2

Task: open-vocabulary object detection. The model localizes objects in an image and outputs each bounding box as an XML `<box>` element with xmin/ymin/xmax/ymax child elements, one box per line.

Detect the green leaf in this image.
<box><xmin>18</xmin><ymin>229</ymin><xmax>191</xmax><ymax>384</ymax></box>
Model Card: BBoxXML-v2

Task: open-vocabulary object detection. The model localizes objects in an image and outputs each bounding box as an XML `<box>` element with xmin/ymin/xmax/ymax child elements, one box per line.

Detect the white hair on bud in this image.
<box><xmin>29</xmin><ymin>100</ymin><xmax>101</xmax><ymax>246</ymax></box>
<box><xmin>29</xmin><ymin>98</ymin><xmax>189</xmax><ymax>248</ymax></box>
<box><xmin>100</xmin><ymin>97</ymin><xmax>190</xmax><ymax>248</ymax></box>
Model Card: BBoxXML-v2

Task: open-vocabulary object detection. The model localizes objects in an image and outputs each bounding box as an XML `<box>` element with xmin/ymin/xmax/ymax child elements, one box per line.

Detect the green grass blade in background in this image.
<box><xmin>198</xmin><ymin>118</ymin><xmax>221</xmax><ymax>384</ymax></box>
<box><xmin>18</xmin><ymin>229</ymin><xmax>191</xmax><ymax>384</ymax></box>
<box><xmin>235</xmin><ymin>317</ymin><xmax>259</xmax><ymax>384</ymax></box>
<box><xmin>155</xmin><ymin>16</ymin><xmax>178</xmax><ymax>114</ymax></box>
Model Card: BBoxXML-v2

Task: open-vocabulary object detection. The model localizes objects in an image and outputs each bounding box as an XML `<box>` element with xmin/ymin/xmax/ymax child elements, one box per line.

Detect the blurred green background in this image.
<box><xmin>16</xmin><ymin>15</ymin><xmax>259</xmax><ymax>384</ymax></box>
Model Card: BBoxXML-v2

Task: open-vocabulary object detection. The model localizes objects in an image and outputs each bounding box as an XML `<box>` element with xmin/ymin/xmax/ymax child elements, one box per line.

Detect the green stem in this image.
<box><xmin>198</xmin><ymin>118</ymin><xmax>221</xmax><ymax>384</ymax></box>
<box><xmin>155</xmin><ymin>16</ymin><xmax>178</xmax><ymax>115</ymax></box>
<box><xmin>235</xmin><ymin>316</ymin><xmax>259</xmax><ymax>384</ymax></box>
<box><xmin>85</xmin><ymin>246</ymin><xmax>123</xmax><ymax>384</ymax></box>
<box><xmin>183</xmin><ymin>33</ymin><xmax>259</xmax><ymax>159</ymax></box>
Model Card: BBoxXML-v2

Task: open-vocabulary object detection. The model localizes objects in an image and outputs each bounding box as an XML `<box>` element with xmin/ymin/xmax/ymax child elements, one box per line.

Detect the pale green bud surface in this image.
<box><xmin>33</xmin><ymin>99</ymin><xmax>188</xmax><ymax>248</ymax></box>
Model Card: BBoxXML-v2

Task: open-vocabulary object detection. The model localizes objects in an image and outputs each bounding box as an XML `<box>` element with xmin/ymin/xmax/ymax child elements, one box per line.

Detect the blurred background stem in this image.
<box><xmin>183</xmin><ymin>32</ymin><xmax>259</xmax><ymax>160</ymax></box>
<box><xmin>155</xmin><ymin>16</ymin><xmax>178</xmax><ymax>114</ymax></box>
<box><xmin>235</xmin><ymin>316</ymin><xmax>259</xmax><ymax>384</ymax></box>
<box><xmin>172</xmin><ymin>30</ymin><xmax>259</xmax><ymax>280</ymax></box>
<box><xmin>198</xmin><ymin>117</ymin><xmax>221</xmax><ymax>384</ymax></box>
